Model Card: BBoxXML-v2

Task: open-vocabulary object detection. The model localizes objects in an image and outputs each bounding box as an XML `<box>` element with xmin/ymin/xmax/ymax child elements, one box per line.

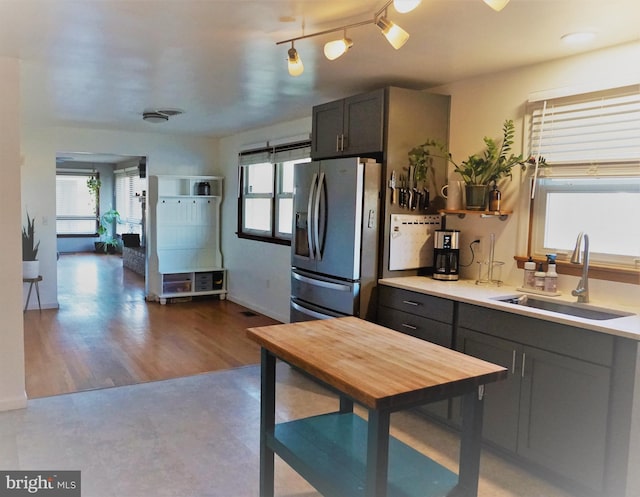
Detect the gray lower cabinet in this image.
<box><xmin>376</xmin><ymin>285</ymin><xmax>454</xmax><ymax>420</ymax></box>
<box><xmin>456</xmin><ymin>303</ymin><xmax>613</xmax><ymax>494</ymax></box>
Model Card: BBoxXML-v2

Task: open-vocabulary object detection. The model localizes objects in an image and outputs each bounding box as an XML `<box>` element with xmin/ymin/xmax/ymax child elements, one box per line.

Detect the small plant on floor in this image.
<box><xmin>96</xmin><ymin>208</ymin><xmax>122</xmax><ymax>253</ymax></box>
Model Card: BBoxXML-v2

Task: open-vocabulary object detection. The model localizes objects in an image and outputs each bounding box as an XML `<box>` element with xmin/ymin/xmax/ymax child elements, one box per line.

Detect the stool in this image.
<box><xmin>23</xmin><ymin>275</ymin><xmax>42</xmax><ymax>312</ymax></box>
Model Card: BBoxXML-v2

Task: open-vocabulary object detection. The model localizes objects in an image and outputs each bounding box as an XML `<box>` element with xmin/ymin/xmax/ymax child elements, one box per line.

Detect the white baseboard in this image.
<box><xmin>226</xmin><ymin>294</ymin><xmax>288</xmax><ymax>323</ymax></box>
<box><xmin>0</xmin><ymin>392</ymin><xmax>28</xmax><ymax>412</ymax></box>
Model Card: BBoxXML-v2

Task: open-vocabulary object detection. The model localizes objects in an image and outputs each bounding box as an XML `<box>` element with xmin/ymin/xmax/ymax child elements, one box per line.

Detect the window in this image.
<box><xmin>56</xmin><ymin>172</ymin><xmax>99</xmax><ymax>236</ymax></box>
<box><xmin>238</xmin><ymin>140</ymin><xmax>311</xmax><ymax>244</ymax></box>
<box><xmin>528</xmin><ymin>85</ymin><xmax>640</xmax><ymax>270</ymax></box>
<box><xmin>115</xmin><ymin>167</ymin><xmax>146</xmax><ymax>236</ymax></box>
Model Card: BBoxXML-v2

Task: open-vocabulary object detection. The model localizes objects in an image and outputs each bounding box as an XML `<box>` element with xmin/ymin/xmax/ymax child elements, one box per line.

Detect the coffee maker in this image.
<box><xmin>433</xmin><ymin>229</ymin><xmax>460</xmax><ymax>280</ymax></box>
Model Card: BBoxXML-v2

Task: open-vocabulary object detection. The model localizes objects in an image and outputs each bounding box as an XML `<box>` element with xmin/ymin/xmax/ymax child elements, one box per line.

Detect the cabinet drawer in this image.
<box><xmin>377</xmin><ymin>306</ymin><xmax>452</xmax><ymax>348</ymax></box>
<box><xmin>458</xmin><ymin>303</ymin><xmax>614</xmax><ymax>366</ymax></box>
<box><xmin>378</xmin><ymin>285</ymin><xmax>454</xmax><ymax>323</ymax></box>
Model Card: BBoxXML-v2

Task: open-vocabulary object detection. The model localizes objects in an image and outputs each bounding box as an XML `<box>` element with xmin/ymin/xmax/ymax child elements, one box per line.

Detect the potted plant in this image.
<box><xmin>22</xmin><ymin>212</ymin><xmax>40</xmax><ymax>278</ymax></box>
<box><xmin>408</xmin><ymin>120</ymin><xmax>544</xmax><ymax>210</ymax></box>
<box><xmin>95</xmin><ymin>208</ymin><xmax>122</xmax><ymax>253</ymax></box>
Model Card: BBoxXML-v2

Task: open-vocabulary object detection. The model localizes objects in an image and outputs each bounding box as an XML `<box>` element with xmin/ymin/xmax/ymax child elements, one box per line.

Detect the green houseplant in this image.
<box><xmin>408</xmin><ymin>119</ymin><xmax>544</xmax><ymax>209</ymax></box>
<box><xmin>22</xmin><ymin>212</ymin><xmax>40</xmax><ymax>278</ymax></box>
<box><xmin>95</xmin><ymin>208</ymin><xmax>122</xmax><ymax>253</ymax></box>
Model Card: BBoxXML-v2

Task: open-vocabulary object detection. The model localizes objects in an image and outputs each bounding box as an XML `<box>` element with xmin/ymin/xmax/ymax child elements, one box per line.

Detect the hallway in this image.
<box><xmin>23</xmin><ymin>253</ymin><xmax>279</xmax><ymax>398</ymax></box>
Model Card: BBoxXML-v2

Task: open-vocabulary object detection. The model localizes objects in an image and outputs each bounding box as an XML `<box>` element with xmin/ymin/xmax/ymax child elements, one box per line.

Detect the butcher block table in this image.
<box><xmin>247</xmin><ymin>316</ymin><xmax>507</xmax><ymax>497</ymax></box>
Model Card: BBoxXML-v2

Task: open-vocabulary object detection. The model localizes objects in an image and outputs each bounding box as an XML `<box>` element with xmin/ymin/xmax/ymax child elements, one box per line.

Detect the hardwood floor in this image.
<box><xmin>23</xmin><ymin>253</ymin><xmax>280</xmax><ymax>398</ymax></box>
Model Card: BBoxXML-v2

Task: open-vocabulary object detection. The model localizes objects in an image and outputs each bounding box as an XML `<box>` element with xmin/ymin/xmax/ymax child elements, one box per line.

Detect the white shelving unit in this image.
<box><xmin>147</xmin><ymin>175</ymin><xmax>226</xmax><ymax>304</ymax></box>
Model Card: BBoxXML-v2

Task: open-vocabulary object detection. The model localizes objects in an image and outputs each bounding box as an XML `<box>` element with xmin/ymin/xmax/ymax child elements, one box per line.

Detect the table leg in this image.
<box><xmin>365</xmin><ymin>409</ymin><xmax>390</xmax><ymax>497</ymax></box>
<box><xmin>35</xmin><ymin>281</ymin><xmax>41</xmax><ymax>311</ymax></box>
<box><xmin>260</xmin><ymin>348</ymin><xmax>276</xmax><ymax>497</ymax></box>
<box><xmin>24</xmin><ymin>282</ymin><xmax>34</xmax><ymax>312</ymax></box>
<box><xmin>339</xmin><ymin>396</ymin><xmax>354</xmax><ymax>413</ymax></box>
<box><xmin>453</xmin><ymin>386</ymin><xmax>485</xmax><ymax>497</ymax></box>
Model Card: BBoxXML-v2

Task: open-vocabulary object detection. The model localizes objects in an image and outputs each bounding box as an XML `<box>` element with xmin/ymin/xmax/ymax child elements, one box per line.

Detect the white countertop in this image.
<box><xmin>378</xmin><ymin>277</ymin><xmax>640</xmax><ymax>341</ymax></box>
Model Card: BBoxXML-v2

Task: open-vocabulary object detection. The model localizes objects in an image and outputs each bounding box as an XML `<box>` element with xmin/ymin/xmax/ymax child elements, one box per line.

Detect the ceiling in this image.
<box><xmin>2</xmin><ymin>0</ymin><xmax>639</xmax><ymax>141</ymax></box>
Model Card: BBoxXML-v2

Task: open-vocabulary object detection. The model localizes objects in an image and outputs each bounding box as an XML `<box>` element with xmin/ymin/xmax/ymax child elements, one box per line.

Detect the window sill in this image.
<box><xmin>514</xmin><ymin>256</ymin><xmax>640</xmax><ymax>285</ymax></box>
<box><xmin>57</xmin><ymin>233</ymin><xmax>99</xmax><ymax>238</ymax></box>
<box><xmin>236</xmin><ymin>232</ymin><xmax>291</xmax><ymax>246</ymax></box>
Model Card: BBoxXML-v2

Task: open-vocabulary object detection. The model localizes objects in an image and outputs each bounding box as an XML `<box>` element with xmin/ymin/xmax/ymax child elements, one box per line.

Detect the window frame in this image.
<box><xmin>55</xmin><ymin>170</ymin><xmax>100</xmax><ymax>238</ymax></box>
<box><xmin>237</xmin><ymin>140</ymin><xmax>310</xmax><ymax>246</ymax></box>
<box><xmin>114</xmin><ymin>167</ymin><xmax>146</xmax><ymax>237</ymax></box>
<box><xmin>524</xmin><ymin>84</ymin><xmax>640</xmax><ymax>278</ymax></box>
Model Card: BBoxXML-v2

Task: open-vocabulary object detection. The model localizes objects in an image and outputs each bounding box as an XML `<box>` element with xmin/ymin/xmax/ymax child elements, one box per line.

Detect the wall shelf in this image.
<box><xmin>439</xmin><ymin>209</ymin><xmax>512</xmax><ymax>221</ymax></box>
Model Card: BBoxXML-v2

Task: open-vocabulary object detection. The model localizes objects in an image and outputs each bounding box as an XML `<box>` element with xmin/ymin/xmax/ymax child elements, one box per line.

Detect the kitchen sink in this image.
<box><xmin>493</xmin><ymin>295</ymin><xmax>635</xmax><ymax>321</ymax></box>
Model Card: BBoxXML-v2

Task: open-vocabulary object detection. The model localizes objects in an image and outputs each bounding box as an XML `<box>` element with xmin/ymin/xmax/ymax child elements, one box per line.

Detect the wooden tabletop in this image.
<box><xmin>247</xmin><ymin>316</ymin><xmax>507</xmax><ymax>410</ymax></box>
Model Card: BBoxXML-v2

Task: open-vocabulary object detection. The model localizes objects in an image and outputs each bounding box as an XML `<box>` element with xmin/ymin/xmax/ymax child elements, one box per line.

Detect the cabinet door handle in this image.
<box><xmin>401</xmin><ymin>323</ymin><xmax>417</xmax><ymax>330</ymax></box>
<box><xmin>511</xmin><ymin>349</ymin><xmax>516</xmax><ymax>375</ymax></box>
<box><xmin>402</xmin><ymin>300</ymin><xmax>420</xmax><ymax>306</ymax></box>
<box><xmin>336</xmin><ymin>135</ymin><xmax>341</xmax><ymax>152</ymax></box>
<box><xmin>521</xmin><ymin>352</ymin><xmax>526</xmax><ymax>378</ymax></box>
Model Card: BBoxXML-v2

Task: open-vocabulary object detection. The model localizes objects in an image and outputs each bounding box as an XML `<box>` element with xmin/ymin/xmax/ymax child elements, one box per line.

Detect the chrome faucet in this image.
<box><xmin>570</xmin><ymin>232</ymin><xmax>590</xmax><ymax>303</ymax></box>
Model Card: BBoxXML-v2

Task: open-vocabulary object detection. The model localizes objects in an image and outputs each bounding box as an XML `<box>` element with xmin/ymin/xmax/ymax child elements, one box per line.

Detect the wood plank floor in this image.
<box><xmin>23</xmin><ymin>253</ymin><xmax>280</xmax><ymax>399</ymax></box>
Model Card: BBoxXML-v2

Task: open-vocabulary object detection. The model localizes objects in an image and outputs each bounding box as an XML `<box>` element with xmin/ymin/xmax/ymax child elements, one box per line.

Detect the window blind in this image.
<box><xmin>115</xmin><ymin>168</ymin><xmax>145</xmax><ymax>230</ymax></box>
<box><xmin>528</xmin><ymin>84</ymin><xmax>640</xmax><ymax>176</ymax></box>
<box><xmin>239</xmin><ymin>140</ymin><xmax>311</xmax><ymax>165</ymax></box>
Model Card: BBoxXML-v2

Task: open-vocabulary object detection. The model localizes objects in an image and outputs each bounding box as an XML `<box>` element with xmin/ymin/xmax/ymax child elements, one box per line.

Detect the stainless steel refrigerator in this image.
<box><xmin>290</xmin><ymin>157</ymin><xmax>381</xmax><ymax>322</ymax></box>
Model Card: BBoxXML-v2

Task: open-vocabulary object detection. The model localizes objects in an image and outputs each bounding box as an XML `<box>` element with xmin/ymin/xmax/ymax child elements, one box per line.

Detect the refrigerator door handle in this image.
<box><xmin>314</xmin><ymin>171</ymin><xmax>326</xmax><ymax>260</ymax></box>
<box><xmin>292</xmin><ymin>271</ymin><xmax>352</xmax><ymax>292</ymax></box>
<box><xmin>291</xmin><ymin>300</ymin><xmax>340</xmax><ymax>320</ymax></box>
<box><xmin>307</xmin><ymin>172</ymin><xmax>318</xmax><ymax>259</ymax></box>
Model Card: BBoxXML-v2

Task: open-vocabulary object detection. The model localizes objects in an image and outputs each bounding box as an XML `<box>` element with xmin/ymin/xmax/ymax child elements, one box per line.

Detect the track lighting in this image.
<box><xmin>287</xmin><ymin>43</ymin><xmax>304</xmax><ymax>77</ymax></box>
<box><xmin>276</xmin><ymin>0</ymin><xmax>418</xmax><ymax>76</ymax></box>
<box><xmin>324</xmin><ymin>31</ymin><xmax>353</xmax><ymax>60</ymax></box>
<box><xmin>393</xmin><ymin>0</ymin><xmax>422</xmax><ymax>14</ymax></box>
<box><xmin>376</xmin><ymin>16</ymin><xmax>410</xmax><ymax>50</ymax></box>
<box><xmin>483</xmin><ymin>0</ymin><xmax>511</xmax><ymax>12</ymax></box>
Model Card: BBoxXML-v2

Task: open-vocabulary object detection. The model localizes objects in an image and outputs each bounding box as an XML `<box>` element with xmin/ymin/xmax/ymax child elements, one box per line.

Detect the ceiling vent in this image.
<box><xmin>142</xmin><ymin>109</ymin><xmax>184</xmax><ymax>123</ymax></box>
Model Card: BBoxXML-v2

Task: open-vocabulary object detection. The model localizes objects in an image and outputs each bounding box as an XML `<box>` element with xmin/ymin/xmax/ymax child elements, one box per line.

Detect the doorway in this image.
<box><xmin>55</xmin><ymin>153</ymin><xmax>147</xmax><ymax>304</ymax></box>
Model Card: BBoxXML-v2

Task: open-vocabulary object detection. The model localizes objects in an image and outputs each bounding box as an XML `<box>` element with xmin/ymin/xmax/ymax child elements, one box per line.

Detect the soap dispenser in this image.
<box><xmin>523</xmin><ymin>257</ymin><xmax>536</xmax><ymax>288</ymax></box>
<box><xmin>544</xmin><ymin>254</ymin><xmax>558</xmax><ymax>293</ymax></box>
<box><xmin>534</xmin><ymin>263</ymin><xmax>546</xmax><ymax>290</ymax></box>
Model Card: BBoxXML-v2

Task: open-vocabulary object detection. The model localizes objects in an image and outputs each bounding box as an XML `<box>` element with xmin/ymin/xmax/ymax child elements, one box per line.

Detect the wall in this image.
<box><xmin>1</xmin><ymin>57</ymin><xmax>27</xmax><ymax>410</ymax></box>
<box><xmin>218</xmin><ymin>117</ymin><xmax>311</xmax><ymax>323</ymax></box>
<box><xmin>21</xmin><ymin>124</ymin><xmax>220</xmax><ymax>310</ymax></box>
<box><xmin>435</xmin><ymin>40</ymin><xmax>640</xmax><ymax>307</ymax></box>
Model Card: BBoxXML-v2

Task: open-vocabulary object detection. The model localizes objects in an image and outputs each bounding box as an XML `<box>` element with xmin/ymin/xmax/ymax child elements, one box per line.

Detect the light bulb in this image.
<box><xmin>323</xmin><ymin>37</ymin><xmax>353</xmax><ymax>60</ymax></box>
<box><xmin>376</xmin><ymin>17</ymin><xmax>410</xmax><ymax>50</ymax></box>
<box><xmin>287</xmin><ymin>47</ymin><xmax>304</xmax><ymax>76</ymax></box>
<box><xmin>393</xmin><ymin>0</ymin><xmax>422</xmax><ymax>14</ymax></box>
<box><xmin>482</xmin><ymin>0</ymin><xmax>510</xmax><ymax>12</ymax></box>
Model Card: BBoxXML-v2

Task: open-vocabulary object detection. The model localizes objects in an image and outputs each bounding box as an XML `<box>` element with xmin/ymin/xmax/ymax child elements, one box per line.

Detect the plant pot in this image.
<box><xmin>464</xmin><ymin>184</ymin><xmax>488</xmax><ymax>210</ymax></box>
<box><xmin>22</xmin><ymin>260</ymin><xmax>39</xmax><ymax>279</ymax></box>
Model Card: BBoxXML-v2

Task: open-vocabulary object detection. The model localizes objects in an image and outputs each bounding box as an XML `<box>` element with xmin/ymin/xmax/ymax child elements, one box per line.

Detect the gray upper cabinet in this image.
<box><xmin>311</xmin><ymin>89</ymin><xmax>385</xmax><ymax>159</ymax></box>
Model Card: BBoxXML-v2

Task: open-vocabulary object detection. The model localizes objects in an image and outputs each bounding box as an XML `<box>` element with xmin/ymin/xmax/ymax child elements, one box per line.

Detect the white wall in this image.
<box><xmin>218</xmin><ymin>117</ymin><xmax>311</xmax><ymax>323</ymax></box>
<box><xmin>1</xmin><ymin>57</ymin><xmax>27</xmax><ymax>410</ymax></box>
<box><xmin>435</xmin><ymin>40</ymin><xmax>640</xmax><ymax>307</ymax></box>
<box><xmin>21</xmin><ymin>124</ymin><xmax>220</xmax><ymax>310</ymax></box>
